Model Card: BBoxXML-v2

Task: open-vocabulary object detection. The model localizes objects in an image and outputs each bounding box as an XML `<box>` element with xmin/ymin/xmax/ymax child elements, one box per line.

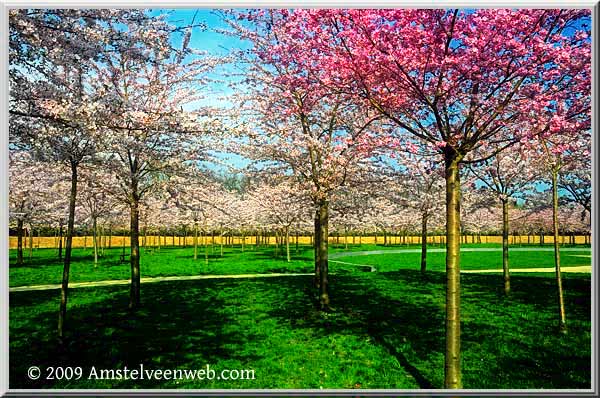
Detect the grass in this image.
<box><xmin>9</xmin><ymin>243</ymin><xmax>591</xmax><ymax>287</ymax></box>
<box><xmin>333</xmin><ymin>248</ymin><xmax>591</xmax><ymax>272</ymax></box>
<box><xmin>10</xmin><ymin>269</ymin><xmax>591</xmax><ymax>389</ymax></box>
<box><xmin>9</xmin><ymin>242</ymin><xmax>592</xmax><ymax>389</ymax></box>
<box><xmin>9</xmin><ymin>246</ymin><xmax>315</xmax><ymax>287</ymax></box>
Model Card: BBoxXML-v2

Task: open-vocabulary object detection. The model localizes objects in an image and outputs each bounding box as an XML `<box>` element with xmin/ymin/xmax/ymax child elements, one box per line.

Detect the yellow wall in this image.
<box><xmin>9</xmin><ymin>234</ymin><xmax>591</xmax><ymax>249</ymax></box>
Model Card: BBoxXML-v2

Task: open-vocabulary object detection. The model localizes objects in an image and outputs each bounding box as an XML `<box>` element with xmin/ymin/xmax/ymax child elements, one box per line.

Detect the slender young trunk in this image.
<box><xmin>58</xmin><ymin>224</ymin><xmax>63</xmax><ymax>260</ymax></box>
<box><xmin>295</xmin><ymin>229</ymin><xmax>299</xmax><ymax>253</ymax></box>
<box><xmin>314</xmin><ymin>208</ymin><xmax>321</xmax><ymax>289</ymax></box>
<box><xmin>129</xmin><ymin>184</ymin><xmax>141</xmax><ymax>310</ymax></box>
<box><xmin>345</xmin><ymin>227</ymin><xmax>348</xmax><ymax>250</ymax></box>
<box><xmin>420</xmin><ymin>211</ymin><xmax>428</xmax><ymax>273</ymax></box>
<box><xmin>204</xmin><ymin>229</ymin><xmax>209</xmax><ymax>266</ymax></box>
<box><xmin>551</xmin><ymin>169</ymin><xmax>567</xmax><ymax>333</ymax></box>
<box><xmin>242</xmin><ymin>230</ymin><xmax>245</xmax><ymax>252</ymax></box>
<box><xmin>286</xmin><ymin>226</ymin><xmax>291</xmax><ymax>263</ymax></box>
<box><xmin>220</xmin><ymin>227</ymin><xmax>224</xmax><ymax>256</ymax></box>
<box><xmin>93</xmin><ymin>216</ymin><xmax>98</xmax><ymax>267</ymax></box>
<box><xmin>16</xmin><ymin>218</ymin><xmax>24</xmax><ymax>265</ymax></box>
<box><xmin>318</xmin><ymin>200</ymin><xmax>330</xmax><ymax>309</ymax></box>
<box><xmin>28</xmin><ymin>225</ymin><xmax>33</xmax><ymax>259</ymax></box>
<box><xmin>444</xmin><ymin>151</ymin><xmax>462</xmax><ymax>389</ymax></box>
<box><xmin>108</xmin><ymin>226</ymin><xmax>112</xmax><ymax>249</ymax></box>
<box><xmin>501</xmin><ymin>198</ymin><xmax>510</xmax><ymax>295</ymax></box>
<box><xmin>194</xmin><ymin>222</ymin><xmax>198</xmax><ymax>260</ymax></box>
<box><xmin>58</xmin><ymin>160</ymin><xmax>78</xmax><ymax>340</ymax></box>
<box><xmin>100</xmin><ymin>226</ymin><xmax>105</xmax><ymax>256</ymax></box>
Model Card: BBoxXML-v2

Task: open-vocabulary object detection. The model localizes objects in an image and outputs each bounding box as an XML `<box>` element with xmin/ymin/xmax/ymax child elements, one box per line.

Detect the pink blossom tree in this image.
<box><xmin>467</xmin><ymin>144</ymin><xmax>540</xmax><ymax>294</ymax></box>
<box><xmin>228</xmin><ymin>10</ymin><xmax>384</xmax><ymax>309</ymax></box>
<box><xmin>268</xmin><ymin>9</ymin><xmax>591</xmax><ymax>387</ymax></box>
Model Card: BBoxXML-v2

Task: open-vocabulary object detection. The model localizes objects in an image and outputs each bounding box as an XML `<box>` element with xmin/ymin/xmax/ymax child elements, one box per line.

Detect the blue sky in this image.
<box><xmin>148</xmin><ymin>9</ymin><xmax>251</xmax><ymax>111</ymax></box>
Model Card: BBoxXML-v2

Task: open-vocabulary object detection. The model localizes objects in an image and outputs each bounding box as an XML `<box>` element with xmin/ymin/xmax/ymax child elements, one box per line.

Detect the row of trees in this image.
<box><xmin>225</xmin><ymin>9</ymin><xmax>591</xmax><ymax>388</ymax></box>
<box><xmin>10</xmin><ymin>152</ymin><xmax>591</xmax><ymax>255</ymax></box>
<box><xmin>9</xmin><ymin>8</ymin><xmax>591</xmax><ymax>389</ymax></box>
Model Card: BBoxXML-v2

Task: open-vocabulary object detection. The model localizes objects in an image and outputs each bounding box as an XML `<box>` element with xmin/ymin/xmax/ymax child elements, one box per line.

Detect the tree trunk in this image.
<box><xmin>16</xmin><ymin>218</ymin><xmax>24</xmax><ymax>265</ymax></box>
<box><xmin>501</xmin><ymin>198</ymin><xmax>510</xmax><ymax>295</ymax></box>
<box><xmin>204</xmin><ymin>229</ymin><xmax>209</xmax><ymax>266</ymax></box>
<box><xmin>317</xmin><ymin>200</ymin><xmax>330</xmax><ymax>310</ymax></box>
<box><xmin>58</xmin><ymin>224</ymin><xmax>63</xmax><ymax>260</ymax></box>
<box><xmin>286</xmin><ymin>226</ymin><xmax>291</xmax><ymax>263</ymax></box>
<box><xmin>220</xmin><ymin>227</ymin><xmax>224</xmax><ymax>256</ymax></box>
<box><xmin>58</xmin><ymin>160</ymin><xmax>78</xmax><ymax>340</ymax></box>
<box><xmin>551</xmin><ymin>170</ymin><xmax>567</xmax><ymax>333</ymax></box>
<box><xmin>345</xmin><ymin>227</ymin><xmax>349</xmax><ymax>250</ymax></box>
<box><xmin>93</xmin><ymin>216</ymin><xmax>98</xmax><ymax>267</ymax></box>
<box><xmin>314</xmin><ymin>207</ymin><xmax>321</xmax><ymax>289</ymax></box>
<box><xmin>420</xmin><ymin>212</ymin><xmax>428</xmax><ymax>273</ymax></box>
<box><xmin>28</xmin><ymin>226</ymin><xmax>33</xmax><ymax>259</ymax></box>
<box><xmin>129</xmin><ymin>189</ymin><xmax>141</xmax><ymax>310</ymax></box>
<box><xmin>444</xmin><ymin>151</ymin><xmax>462</xmax><ymax>389</ymax></box>
<box><xmin>100</xmin><ymin>226</ymin><xmax>105</xmax><ymax>256</ymax></box>
<box><xmin>193</xmin><ymin>222</ymin><xmax>198</xmax><ymax>260</ymax></box>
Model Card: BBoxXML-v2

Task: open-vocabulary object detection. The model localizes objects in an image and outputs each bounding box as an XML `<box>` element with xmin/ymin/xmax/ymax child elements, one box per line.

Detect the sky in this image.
<box><xmin>149</xmin><ymin>9</ymin><xmax>251</xmax><ymax>111</ymax></box>
<box><xmin>138</xmin><ymin>9</ymin><xmax>588</xmax><ymax>196</ymax></box>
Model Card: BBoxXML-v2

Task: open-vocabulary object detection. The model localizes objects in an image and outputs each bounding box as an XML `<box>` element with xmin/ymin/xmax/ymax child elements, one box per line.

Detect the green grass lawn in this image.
<box><xmin>333</xmin><ymin>248</ymin><xmax>591</xmax><ymax>272</ymax></box>
<box><xmin>10</xmin><ymin>269</ymin><xmax>591</xmax><ymax>389</ymax></box>
<box><xmin>9</xmin><ymin>243</ymin><xmax>591</xmax><ymax>287</ymax></box>
<box><xmin>9</xmin><ymin>246</ymin><xmax>315</xmax><ymax>287</ymax></box>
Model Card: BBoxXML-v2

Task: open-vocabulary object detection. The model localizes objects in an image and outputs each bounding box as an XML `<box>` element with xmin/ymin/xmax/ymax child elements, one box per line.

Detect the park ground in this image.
<box><xmin>9</xmin><ymin>242</ymin><xmax>592</xmax><ymax>389</ymax></box>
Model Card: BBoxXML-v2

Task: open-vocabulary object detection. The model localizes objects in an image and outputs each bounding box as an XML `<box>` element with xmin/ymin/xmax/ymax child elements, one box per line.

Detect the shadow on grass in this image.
<box><xmin>267</xmin><ymin>273</ymin><xmax>443</xmax><ymax>388</ymax></box>
<box><xmin>10</xmin><ymin>280</ymin><xmax>261</xmax><ymax>389</ymax></box>
<box><xmin>10</xmin><ymin>269</ymin><xmax>591</xmax><ymax>389</ymax></box>
<box><xmin>267</xmin><ymin>270</ymin><xmax>591</xmax><ymax>389</ymax></box>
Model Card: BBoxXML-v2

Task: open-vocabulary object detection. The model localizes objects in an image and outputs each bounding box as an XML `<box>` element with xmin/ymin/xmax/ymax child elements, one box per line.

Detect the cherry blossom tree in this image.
<box><xmin>228</xmin><ymin>10</ymin><xmax>385</xmax><ymax>309</ymax></box>
<box><xmin>90</xmin><ymin>15</ymin><xmax>220</xmax><ymax>309</ymax></box>
<box><xmin>467</xmin><ymin>144</ymin><xmax>539</xmax><ymax>294</ymax></box>
<box><xmin>247</xmin><ymin>179</ymin><xmax>311</xmax><ymax>262</ymax></box>
<box><xmin>269</xmin><ymin>9</ymin><xmax>591</xmax><ymax>387</ymax></box>
<box><xmin>384</xmin><ymin>145</ymin><xmax>445</xmax><ymax>272</ymax></box>
<box><xmin>78</xmin><ymin>165</ymin><xmax>120</xmax><ymax>266</ymax></box>
<box><xmin>9</xmin><ymin>151</ymin><xmax>66</xmax><ymax>264</ymax></box>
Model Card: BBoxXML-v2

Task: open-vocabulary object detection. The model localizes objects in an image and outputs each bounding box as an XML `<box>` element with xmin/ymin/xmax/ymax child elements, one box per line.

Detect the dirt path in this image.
<box><xmin>10</xmin><ymin>247</ymin><xmax>591</xmax><ymax>292</ymax></box>
<box><xmin>461</xmin><ymin>266</ymin><xmax>591</xmax><ymax>273</ymax></box>
<box><xmin>330</xmin><ymin>246</ymin><xmax>591</xmax><ymax>259</ymax></box>
<box><xmin>9</xmin><ymin>273</ymin><xmax>313</xmax><ymax>293</ymax></box>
